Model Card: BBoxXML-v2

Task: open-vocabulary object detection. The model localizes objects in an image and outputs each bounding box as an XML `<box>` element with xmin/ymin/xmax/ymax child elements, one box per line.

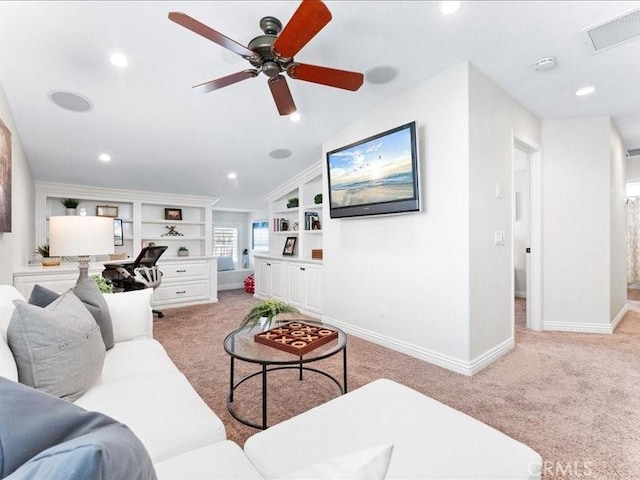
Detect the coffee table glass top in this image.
<box><xmin>224</xmin><ymin>320</ymin><xmax>346</xmax><ymax>365</ymax></box>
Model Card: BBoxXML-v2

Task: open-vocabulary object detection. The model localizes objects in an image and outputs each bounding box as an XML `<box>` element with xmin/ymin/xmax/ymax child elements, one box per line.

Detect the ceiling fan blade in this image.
<box><xmin>287</xmin><ymin>63</ymin><xmax>364</xmax><ymax>91</ymax></box>
<box><xmin>268</xmin><ymin>76</ymin><xmax>297</xmax><ymax>116</ymax></box>
<box><xmin>168</xmin><ymin>12</ymin><xmax>257</xmax><ymax>60</ymax></box>
<box><xmin>193</xmin><ymin>69</ymin><xmax>259</xmax><ymax>94</ymax></box>
<box><xmin>273</xmin><ymin>0</ymin><xmax>332</xmax><ymax>59</ymax></box>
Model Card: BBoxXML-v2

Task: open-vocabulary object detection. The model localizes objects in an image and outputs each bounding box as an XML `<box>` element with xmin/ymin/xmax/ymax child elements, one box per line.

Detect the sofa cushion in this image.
<box><xmin>28</xmin><ymin>279</ymin><xmax>115</xmax><ymax>350</ymax></box>
<box><xmin>0</xmin><ymin>332</ymin><xmax>17</xmax><ymax>381</ymax></box>
<box><xmin>74</xmin><ymin>372</ymin><xmax>226</xmax><ymax>462</ymax></box>
<box><xmin>154</xmin><ymin>441</ymin><xmax>264</xmax><ymax>480</ymax></box>
<box><xmin>99</xmin><ymin>339</ymin><xmax>179</xmax><ymax>385</ymax></box>
<box><xmin>279</xmin><ymin>443</ymin><xmax>394</xmax><ymax>480</ymax></box>
<box><xmin>7</xmin><ymin>291</ymin><xmax>105</xmax><ymax>401</ymax></box>
<box><xmin>0</xmin><ymin>285</ymin><xmax>23</xmax><ymax>336</ymax></box>
<box><xmin>0</xmin><ymin>378</ymin><xmax>156</xmax><ymax>480</ymax></box>
<box><xmin>244</xmin><ymin>379</ymin><xmax>542</xmax><ymax>480</ymax></box>
<box><xmin>102</xmin><ymin>289</ymin><xmax>153</xmax><ymax>342</ymax></box>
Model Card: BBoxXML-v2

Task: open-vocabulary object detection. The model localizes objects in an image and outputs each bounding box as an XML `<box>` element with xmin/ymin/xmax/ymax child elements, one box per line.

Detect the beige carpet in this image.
<box><xmin>154</xmin><ymin>290</ymin><xmax>640</xmax><ymax>479</ymax></box>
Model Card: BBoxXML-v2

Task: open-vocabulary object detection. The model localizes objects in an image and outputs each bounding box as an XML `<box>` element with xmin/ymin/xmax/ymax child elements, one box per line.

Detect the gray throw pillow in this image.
<box><xmin>28</xmin><ymin>280</ymin><xmax>115</xmax><ymax>350</ymax></box>
<box><xmin>73</xmin><ymin>277</ymin><xmax>115</xmax><ymax>350</ymax></box>
<box><xmin>8</xmin><ymin>291</ymin><xmax>106</xmax><ymax>401</ymax></box>
<box><xmin>0</xmin><ymin>378</ymin><xmax>156</xmax><ymax>480</ymax></box>
<box><xmin>27</xmin><ymin>284</ymin><xmax>61</xmax><ymax>308</ymax></box>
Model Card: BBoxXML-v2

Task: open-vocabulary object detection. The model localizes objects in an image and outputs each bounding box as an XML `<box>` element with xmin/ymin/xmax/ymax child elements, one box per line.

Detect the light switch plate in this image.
<box><xmin>494</xmin><ymin>231</ymin><xmax>505</xmax><ymax>245</ymax></box>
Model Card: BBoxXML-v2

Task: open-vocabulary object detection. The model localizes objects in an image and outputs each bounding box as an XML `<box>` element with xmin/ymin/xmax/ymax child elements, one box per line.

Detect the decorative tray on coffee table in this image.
<box><xmin>254</xmin><ymin>322</ymin><xmax>339</xmax><ymax>356</ymax></box>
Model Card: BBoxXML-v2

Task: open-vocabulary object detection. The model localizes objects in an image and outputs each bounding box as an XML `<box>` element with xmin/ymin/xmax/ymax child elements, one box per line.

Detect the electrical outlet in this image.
<box><xmin>379</xmin><ymin>304</ymin><xmax>387</xmax><ymax>317</ymax></box>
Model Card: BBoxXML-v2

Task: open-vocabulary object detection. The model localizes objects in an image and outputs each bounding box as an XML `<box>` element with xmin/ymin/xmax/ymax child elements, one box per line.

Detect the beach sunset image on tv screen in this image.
<box><xmin>328</xmin><ymin>125</ymin><xmax>415</xmax><ymax>209</ymax></box>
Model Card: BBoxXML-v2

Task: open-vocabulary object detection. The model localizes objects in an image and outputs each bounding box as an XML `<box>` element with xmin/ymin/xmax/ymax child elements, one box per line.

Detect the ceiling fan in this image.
<box><xmin>168</xmin><ymin>0</ymin><xmax>364</xmax><ymax>116</ymax></box>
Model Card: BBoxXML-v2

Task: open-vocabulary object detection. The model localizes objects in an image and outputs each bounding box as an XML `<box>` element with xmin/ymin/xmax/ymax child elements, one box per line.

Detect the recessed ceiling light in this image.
<box><xmin>110</xmin><ymin>53</ymin><xmax>129</xmax><ymax>67</ymax></box>
<box><xmin>365</xmin><ymin>66</ymin><xmax>399</xmax><ymax>85</ymax></box>
<box><xmin>48</xmin><ymin>90</ymin><xmax>93</xmax><ymax>112</ymax></box>
<box><xmin>290</xmin><ymin>112</ymin><xmax>301</xmax><ymax>122</ymax></box>
<box><xmin>269</xmin><ymin>148</ymin><xmax>292</xmax><ymax>159</ymax></box>
<box><xmin>533</xmin><ymin>56</ymin><xmax>557</xmax><ymax>72</ymax></box>
<box><xmin>227</xmin><ymin>172</ymin><xmax>237</xmax><ymax>179</ymax></box>
<box><xmin>575</xmin><ymin>86</ymin><xmax>596</xmax><ymax>96</ymax></box>
<box><xmin>441</xmin><ymin>1</ymin><xmax>462</xmax><ymax>15</ymax></box>
<box><xmin>98</xmin><ymin>153</ymin><xmax>111</xmax><ymax>162</ymax></box>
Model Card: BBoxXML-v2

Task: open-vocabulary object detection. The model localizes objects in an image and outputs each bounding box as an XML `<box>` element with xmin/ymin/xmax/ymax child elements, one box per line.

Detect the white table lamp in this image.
<box><xmin>49</xmin><ymin>216</ymin><xmax>115</xmax><ymax>281</ymax></box>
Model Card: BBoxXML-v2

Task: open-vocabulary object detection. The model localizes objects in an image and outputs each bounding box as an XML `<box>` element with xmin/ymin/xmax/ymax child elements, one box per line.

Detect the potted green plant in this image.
<box><xmin>60</xmin><ymin>198</ymin><xmax>80</xmax><ymax>215</ymax></box>
<box><xmin>286</xmin><ymin>197</ymin><xmax>299</xmax><ymax>208</ymax></box>
<box><xmin>314</xmin><ymin>193</ymin><xmax>323</xmax><ymax>205</ymax></box>
<box><xmin>91</xmin><ymin>275</ymin><xmax>114</xmax><ymax>293</ymax></box>
<box><xmin>38</xmin><ymin>244</ymin><xmax>61</xmax><ymax>267</ymax></box>
<box><xmin>178</xmin><ymin>246</ymin><xmax>189</xmax><ymax>257</ymax></box>
<box><xmin>239</xmin><ymin>298</ymin><xmax>299</xmax><ymax>330</ymax></box>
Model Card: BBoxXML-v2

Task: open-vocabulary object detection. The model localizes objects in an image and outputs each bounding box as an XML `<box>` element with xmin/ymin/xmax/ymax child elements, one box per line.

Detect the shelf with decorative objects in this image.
<box><xmin>31</xmin><ymin>181</ymin><xmax>220</xmax><ymax>308</ymax></box>
<box><xmin>259</xmin><ymin>161</ymin><xmax>324</xmax><ymax>316</ymax></box>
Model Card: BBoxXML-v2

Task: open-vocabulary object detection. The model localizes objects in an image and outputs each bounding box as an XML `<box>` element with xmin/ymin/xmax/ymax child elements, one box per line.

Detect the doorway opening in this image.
<box><xmin>511</xmin><ymin>136</ymin><xmax>542</xmax><ymax>332</ymax></box>
<box><xmin>626</xmin><ymin>183</ymin><xmax>640</xmax><ymax>304</ymax></box>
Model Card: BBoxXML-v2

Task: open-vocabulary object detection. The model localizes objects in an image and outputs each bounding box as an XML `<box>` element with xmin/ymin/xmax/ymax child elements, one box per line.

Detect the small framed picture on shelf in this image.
<box><xmin>96</xmin><ymin>205</ymin><xmax>118</xmax><ymax>217</ymax></box>
<box><xmin>113</xmin><ymin>218</ymin><xmax>124</xmax><ymax>246</ymax></box>
<box><xmin>282</xmin><ymin>236</ymin><xmax>297</xmax><ymax>256</ymax></box>
<box><xmin>164</xmin><ymin>208</ymin><xmax>182</xmax><ymax>221</ymax></box>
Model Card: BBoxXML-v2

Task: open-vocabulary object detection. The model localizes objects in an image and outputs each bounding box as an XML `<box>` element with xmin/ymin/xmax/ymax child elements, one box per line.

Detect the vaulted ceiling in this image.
<box><xmin>0</xmin><ymin>1</ymin><xmax>638</xmax><ymax>210</ymax></box>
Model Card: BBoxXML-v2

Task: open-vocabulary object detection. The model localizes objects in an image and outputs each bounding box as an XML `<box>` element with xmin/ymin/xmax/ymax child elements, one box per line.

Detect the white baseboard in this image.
<box><xmin>543</xmin><ymin>303</ymin><xmax>628</xmax><ymax>334</ymax></box>
<box><xmin>515</xmin><ymin>290</ymin><xmax>527</xmax><ymax>299</ymax></box>
<box><xmin>322</xmin><ymin>315</ymin><xmax>512</xmax><ymax>376</ymax></box>
<box><xmin>217</xmin><ymin>282</ymin><xmax>244</xmax><ymax>291</ymax></box>
<box><xmin>468</xmin><ymin>337</ymin><xmax>514</xmax><ymax>375</ymax></box>
<box><xmin>611</xmin><ymin>303</ymin><xmax>629</xmax><ymax>332</ymax></box>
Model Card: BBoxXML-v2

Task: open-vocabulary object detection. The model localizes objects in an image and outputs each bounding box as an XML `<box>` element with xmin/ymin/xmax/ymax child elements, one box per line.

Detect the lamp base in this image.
<box><xmin>76</xmin><ymin>255</ymin><xmax>91</xmax><ymax>283</ymax></box>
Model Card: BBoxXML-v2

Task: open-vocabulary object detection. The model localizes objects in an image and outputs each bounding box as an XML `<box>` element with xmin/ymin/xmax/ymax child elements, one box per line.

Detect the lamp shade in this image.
<box><xmin>49</xmin><ymin>216</ymin><xmax>115</xmax><ymax>257</ymax></box>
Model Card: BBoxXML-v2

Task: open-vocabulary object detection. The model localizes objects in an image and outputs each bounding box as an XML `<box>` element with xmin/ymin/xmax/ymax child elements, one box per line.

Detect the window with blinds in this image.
<box><xmin>214</xmin><ymin>227</ymin><xmax>238</xmax><ymax>262</ymax></box>
<box><xmin>252</xmin><ymin>221</ymin><xmax>269</xmax><ymax>252</ymax></box>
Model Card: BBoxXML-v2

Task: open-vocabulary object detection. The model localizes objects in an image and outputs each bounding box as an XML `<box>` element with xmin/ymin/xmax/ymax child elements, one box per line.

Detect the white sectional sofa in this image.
<box><xmin>0</xmin><ymin>285</ymin><xmax>542</xmax><ymax>479</ymax></box>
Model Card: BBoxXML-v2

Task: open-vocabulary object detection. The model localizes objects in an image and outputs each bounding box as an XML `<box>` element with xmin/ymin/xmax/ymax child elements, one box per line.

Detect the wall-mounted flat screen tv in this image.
<box><xmin>326</xmin><ymin>121</ymin><xmax>419</xmax><ymax>219</ymax></box>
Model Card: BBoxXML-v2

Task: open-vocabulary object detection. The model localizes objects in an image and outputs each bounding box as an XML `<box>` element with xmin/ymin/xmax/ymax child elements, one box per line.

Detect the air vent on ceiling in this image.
<box><xmin>627</xmin><ymin>148</ymin><xmax>640</xmax><ymax>158</ymax></box>
<box><xmin>585</xmin><ymin>8</ymin><xmax>640</xmax><ymax>53</ymax></box>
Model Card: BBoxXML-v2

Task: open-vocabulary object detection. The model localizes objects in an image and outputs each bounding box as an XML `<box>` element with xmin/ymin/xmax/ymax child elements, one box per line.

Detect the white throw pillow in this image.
<box><xmin>103</xmin><ymin>289</ymin><xmax>153</xmax><ymax>343</ymax></box>
<box><xmin>279</xmin><ymin>444</ymin><xmax>394</xmax><ymax>480</ymax></box>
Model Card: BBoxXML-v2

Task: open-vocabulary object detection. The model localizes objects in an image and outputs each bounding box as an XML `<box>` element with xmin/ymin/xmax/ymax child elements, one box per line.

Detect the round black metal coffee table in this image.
<box><xmin>223</xmin><ymin>320</ymin><xmax>347</xmax><ymax>430</ymax></box>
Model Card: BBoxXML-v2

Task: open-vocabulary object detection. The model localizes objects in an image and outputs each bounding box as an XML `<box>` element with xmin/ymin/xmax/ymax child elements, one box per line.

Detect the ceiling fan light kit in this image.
<box><xmin>169</xmin><ymin>0</ymin><xmax>364</xmax><ymax>115</ymax></box>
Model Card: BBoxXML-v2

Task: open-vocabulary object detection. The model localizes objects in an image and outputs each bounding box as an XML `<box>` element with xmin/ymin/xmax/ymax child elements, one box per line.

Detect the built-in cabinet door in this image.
<box><xmin>287</xmin><ymin>264</ymin><xmax>305</xmax><ymax>307</ymax></box>
<box><xmin>256</xmin><ymin>259</ymin><xmax>271</xmax><ymax>297</ymax></box>
<box><xmin>303</xmin><ymin>264</ymin><xmax>321</xmax><ymax>312</ymax></box>
<box><xmin>270</xmin><ymin>261</ymin><xmax>285</xmax><ymax>300</ymax></box>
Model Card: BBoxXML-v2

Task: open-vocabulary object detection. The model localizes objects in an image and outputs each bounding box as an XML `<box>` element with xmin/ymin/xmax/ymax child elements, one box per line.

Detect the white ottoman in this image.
<box><xmin>244</xmin><ymin>379</ymin><xmax>542</xmax><ymax>479</ymax></box>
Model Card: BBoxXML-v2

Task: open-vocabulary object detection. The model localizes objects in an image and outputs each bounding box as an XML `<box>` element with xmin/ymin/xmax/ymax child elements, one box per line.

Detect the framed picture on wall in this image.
<box><xmin>282</xmin><ymin>236</ymin><xmax>297</xmax><ymax>256</ymax></box>
<box><xmin>97</xmin><ymin>205</ymin><xmax>119</xmax><ymax>217</ymax></box>
<box><xmin>165</xmin><ymin>208</ymin><xmax>183</xmax><ymax>221</ymax></box>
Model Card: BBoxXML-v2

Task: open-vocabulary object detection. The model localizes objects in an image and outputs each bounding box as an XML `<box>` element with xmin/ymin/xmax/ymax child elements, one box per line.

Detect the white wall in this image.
<box><xmin>610</xmin><ymin>125</ymin><xmax>627</xmax><ymax>320</ymax></box>
<box><xmin>467</xmin><ymin>64</ymin><xmax>540</xmax><ymax>360</ymax></box>
<box><xmin>0</xmin><ymin>83</ymin><xmax>34</xmax><ymax>285</ymax></box>
<box><xmin>626</xmin><ymin>156</ymin><xmax>640</xmax><ymax>182</ymax></box>
<box><xmin>541</xmin><ymin>117</ymin><xmax>625</xmax><ymax>331</ymax></box>
<box><xmin>322</xmin><ymin>63</ymin><xmax>472</xmax><ymax>370</ymax></box>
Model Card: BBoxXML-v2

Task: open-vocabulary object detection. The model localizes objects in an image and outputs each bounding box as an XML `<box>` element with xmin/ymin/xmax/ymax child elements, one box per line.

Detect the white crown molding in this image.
<box><xmin>35</xmin><ymin>181</ymin><xmax>219</xmax><ymax>207</ymax></box>
<box><xmin>261</xmin><ymin>161</ymin><xmax>322</xmax><ymax>204</ymax></box>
